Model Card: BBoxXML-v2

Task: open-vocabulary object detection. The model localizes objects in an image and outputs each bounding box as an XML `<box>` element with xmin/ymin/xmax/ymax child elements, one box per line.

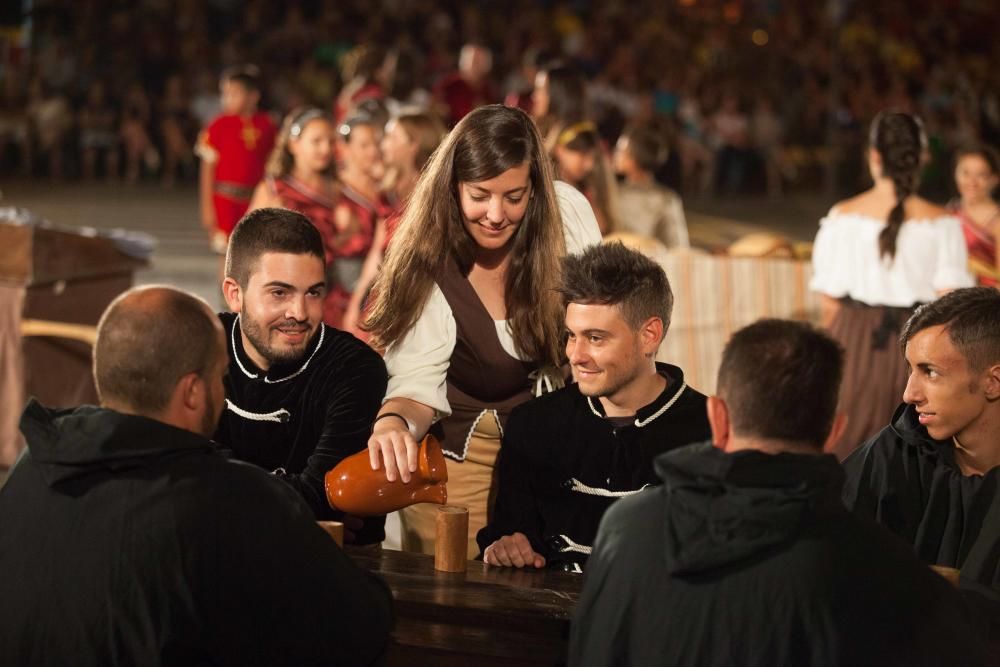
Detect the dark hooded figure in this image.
<box><xmin>0</xmin><ymin>287</ymin><xmax>392</xmax><ymax>667</ymax></box>
<box><xmin>570</xmin><ymin>319</ymin><xmax>988</xmax><ymax>667</ymax></box>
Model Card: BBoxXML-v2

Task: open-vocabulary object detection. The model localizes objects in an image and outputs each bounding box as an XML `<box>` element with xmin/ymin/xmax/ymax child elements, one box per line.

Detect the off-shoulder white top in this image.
<box><xmin>382</xmin><ymin>181</ymin><xmax>602</xmax><ymax>417</ymax></box>
<box><xmin>810</xmin><ymin>211</ymin><xmax>973</xmax><ymax>307</ymax></box>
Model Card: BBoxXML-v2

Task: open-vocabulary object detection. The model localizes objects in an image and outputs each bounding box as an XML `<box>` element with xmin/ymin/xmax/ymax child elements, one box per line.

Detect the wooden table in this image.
<box><xmin>346</xmin><ymin>547</ymin><xmax>582</xmax><ymax>666</ymax></box>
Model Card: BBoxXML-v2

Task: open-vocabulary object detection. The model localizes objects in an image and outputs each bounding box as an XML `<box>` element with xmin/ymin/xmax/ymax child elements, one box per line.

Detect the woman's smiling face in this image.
<box><xmin>458</xmin><ymin>162</ymin><xmax>532</xmax><ymax>253</ymax></box>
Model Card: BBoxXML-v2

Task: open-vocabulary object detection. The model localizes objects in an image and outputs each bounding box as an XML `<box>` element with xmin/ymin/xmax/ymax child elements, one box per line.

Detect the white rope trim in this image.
<box><xmin>224</xmin><ymin>399</ymin><xmax>290</xmax><ymax>423</ymax></box>
<box><xmin>557</xmin><ymin>534</ymin><xmax>592</xmax><ymax>555</ymax></box>
<box><xmin>585</xmin><ymin>381</ymin><xmax>688</xmax><ymax>428</ymax></box>
<box><xmin>566</xmin><ymin>478</ymin><xmax>651</xmax><ymax>498</ymax></box>
<box><xmin>230</xmin><ymin>315</ymin><xmax>326</xmax><ymax>384</ymax></box>
<box><xmin>231</xmin><ymin>316</ymin><xmax>258</xmax><ymax>379</ymax></box>
<box><xmin>442</xmin><ymin>408</ymin><xmax>499</xmax><ymax>462</ymax></box>
<box><xmin>529</xmin><ymin>366</ymin><xmax>566</xmax><ymax>397</ymax></box>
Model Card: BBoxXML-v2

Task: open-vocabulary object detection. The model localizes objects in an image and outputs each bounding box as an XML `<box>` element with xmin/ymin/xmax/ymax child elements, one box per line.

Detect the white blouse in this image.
<box><xmin>810</xmin><ymin>211</ymin><xmax>973</xmax><ymax>307</ymax></box>
<box><xmin>383</xmin><ymin>181</ymin><xmax>603</xmax><ymax>417</ymax></box>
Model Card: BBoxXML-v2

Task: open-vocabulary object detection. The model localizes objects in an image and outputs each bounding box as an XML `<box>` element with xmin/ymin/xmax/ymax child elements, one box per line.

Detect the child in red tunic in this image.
<box><xmin>196</xmin><ymin>65</ymin><xmax>277</xmax><ymax>255</ymax></box>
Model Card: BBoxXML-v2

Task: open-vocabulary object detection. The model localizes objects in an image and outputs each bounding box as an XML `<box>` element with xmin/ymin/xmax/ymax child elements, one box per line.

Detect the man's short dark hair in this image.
<box><xmin>559</xmin><ymin>242</ymin><xmax>673</xmax><ymax>332</ymax></box>
<box><xmin>225</xmin><ymin>208</ymin><xmax>325</xmax><ymax>288</ymax></box>
<box><xmin>222</xmin><ymin>64</ymin><xmax>261</xmax><ymax>93</ymax></box>
<box><xmin>94</xmin><ymin>287</ymin><xmax>221</xmax><ymax>414</ymax></box>
<box><xmin>901</xmin><ymin>287</ymin><xmax>1000</xmax><ymax>372</ymax></box>
<box><xmin>718</xmin><ymin>319</ymin><xmax>844</xmax><ymax>448</ymax></box>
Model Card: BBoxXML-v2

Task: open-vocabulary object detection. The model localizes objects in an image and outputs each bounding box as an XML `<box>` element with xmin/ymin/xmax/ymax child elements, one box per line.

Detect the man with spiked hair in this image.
<box><xmin>477</xmin><ymin>242</ymin><xmax>710</xmax><ymax>571</ymax></box>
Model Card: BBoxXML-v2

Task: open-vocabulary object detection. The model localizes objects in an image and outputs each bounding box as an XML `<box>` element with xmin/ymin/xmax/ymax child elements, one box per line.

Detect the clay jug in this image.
<box><xmin>324</xmin><ymin>433</ymin><xmax>448</xmax><ymax>516</ymax></box>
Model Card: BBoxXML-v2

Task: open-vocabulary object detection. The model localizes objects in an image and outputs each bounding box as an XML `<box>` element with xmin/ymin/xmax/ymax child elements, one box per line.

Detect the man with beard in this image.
<box><xmin>215</xmin><ymin>207</ymin><xmax>388</xmax><ymax>544</ymax></box>
<box><xmin>0</xmin><ymin>286</ymin><xmax>393</xmax><ymax>666</ymax></box>
<box><xmin>477</xmin><ymin>243</ymin><xmax>711</xmax><ymax>571</ymax></box>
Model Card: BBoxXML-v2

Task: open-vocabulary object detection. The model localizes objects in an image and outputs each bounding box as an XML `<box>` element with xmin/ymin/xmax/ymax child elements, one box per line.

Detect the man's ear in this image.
<box><xmin>821</xmin><ymin>412</ymin><xmax>848</xmax><ymax>454</ymax></box>
<box><xmin>222</xmin><ymin>277</ymin><xmax>242</xmax><ymax>313</ymax></box>
<box><xmin>983</xmin><ymin>364</ymin><xmax>1000</xmax><ymax>402</ymax></box>
<box><xmin>172</xmin><ymin>372</ymin><xmax>202</xmax><ymax>414</ymax></box>
<box><xmin>706</xmin><ymin>395</ymin><xmax>730</xmax><ymax>451</ymax></box>
<box><xmin>639</xmin><ymin>316</ymin><xmax>664</xmax><ymax>358</ymax></box>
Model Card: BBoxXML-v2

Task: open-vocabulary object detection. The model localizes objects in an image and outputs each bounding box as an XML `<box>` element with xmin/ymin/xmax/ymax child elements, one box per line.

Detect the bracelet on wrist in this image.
<box><xmin>371</xmin><ymin>412</ymin><xmax>409</xmax><ymax>433</ymax></box>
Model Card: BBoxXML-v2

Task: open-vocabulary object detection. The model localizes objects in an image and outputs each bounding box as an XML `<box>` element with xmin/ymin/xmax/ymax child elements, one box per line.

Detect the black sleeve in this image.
<box><xmin>476</xmin><ymin>408</ymin><xmax>546</xmax><ymax>557</ymax></box>
<box><xmin>277</xmin><ymin>344</ymin><xmax>388</xmax><ymax>532</ymax></box>
<box><xmin>205</xmin><ymin>471</ymin><xmax>394</xmax><ymax>666</ymax></box>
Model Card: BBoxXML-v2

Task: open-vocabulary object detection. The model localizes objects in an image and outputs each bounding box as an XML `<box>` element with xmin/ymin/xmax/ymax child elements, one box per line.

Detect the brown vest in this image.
<box><xmin>433</xmin><ymin>259</ymin><xmax>534</xmax><ymax>460</ymax></box>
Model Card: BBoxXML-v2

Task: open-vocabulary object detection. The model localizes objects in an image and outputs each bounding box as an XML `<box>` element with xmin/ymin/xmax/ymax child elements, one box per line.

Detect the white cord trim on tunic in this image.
<box><xmin>442</xmin><ymin>408</ymin><xmax>500</xmax><ymax>462</ymax></box>
<box><xmin>585</xmin><ymin>381</ymin><xmax>688</xmax><ymax>428</ymax></box>
<box><xmin>566</xmin><ymin>478</ymin><xmax>651</xmax><ymax>498</ymax></box>
<box><xmin>529</xmin><ymin>366</ymin><xmax>566</xmax><ymax>397</ymax></box>
<box><xmin>557</xmin><ymin>535</ymin><xmax>593</xmax><ymax>555</ymax></box>
<box><xmin>230</xmin><ymin>315</ymin><xmax>326</xmax><ymax>384</ymax></box>
<box><xmin>224</xmin><ymin>399</ymin><xmax>290</xmax><ymax>423</ymax></box>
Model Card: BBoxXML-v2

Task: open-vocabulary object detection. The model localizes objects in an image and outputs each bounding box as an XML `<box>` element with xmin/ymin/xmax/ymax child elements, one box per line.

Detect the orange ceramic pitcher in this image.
<box><xmin>324</xmin><ymin>433</ymin><xmax>448</xmax><ymax>516</ymax></box>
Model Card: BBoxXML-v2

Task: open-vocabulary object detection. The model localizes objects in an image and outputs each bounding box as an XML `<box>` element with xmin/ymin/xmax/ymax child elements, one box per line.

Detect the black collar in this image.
<box><xmin>584</xmin><ymin>363</ymin><xmax>688</xmax><ymax>428</ymax></box>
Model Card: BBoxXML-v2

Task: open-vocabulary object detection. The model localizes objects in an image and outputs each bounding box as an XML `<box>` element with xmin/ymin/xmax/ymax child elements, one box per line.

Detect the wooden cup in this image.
<box><xmin>434</xmin><ymin>506</ymin><xmax>469</xmax><ymax>572</ymax></box>
<box><xmin>318</xmin><ymin>520</ymin><xmax>345</xmax><ymax>547</ymax></box>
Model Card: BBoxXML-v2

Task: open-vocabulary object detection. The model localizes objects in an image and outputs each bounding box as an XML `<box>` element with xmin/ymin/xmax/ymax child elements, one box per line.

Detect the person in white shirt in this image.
<box><xmin>363</xmin><ymin>104</ymin><xmax>601</xmax><ymax>556</ymax></box>
<box><xmin>810</xmin><ymin>110</ymin><xmax>973</xmax><ymax>460</ymax></box>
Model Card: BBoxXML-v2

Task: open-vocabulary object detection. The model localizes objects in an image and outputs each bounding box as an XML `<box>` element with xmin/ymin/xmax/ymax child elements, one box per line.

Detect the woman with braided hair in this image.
<box><xmin>810</xmin><ymin>111</ymin><xmax>973</xmax><ymax>460</ymax></box>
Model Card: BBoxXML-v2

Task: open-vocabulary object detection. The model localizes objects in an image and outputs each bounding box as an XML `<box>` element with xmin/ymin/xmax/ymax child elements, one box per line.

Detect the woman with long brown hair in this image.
<box><xmin>365</xmin><ymin>104</ymin><xmax>600</xmax><ymax>556</ymax></box>
<box><xmin>810</xmin><ymin>111</ymin><xmax>973</xmax><ymax>460</ymax></box>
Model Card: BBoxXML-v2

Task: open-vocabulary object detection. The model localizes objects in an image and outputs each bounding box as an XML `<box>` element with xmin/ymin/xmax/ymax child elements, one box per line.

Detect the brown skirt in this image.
<box><xmin>828</xmin><ymin>301</ymin><xmax>912</xmax><ymax>461</ymax></box>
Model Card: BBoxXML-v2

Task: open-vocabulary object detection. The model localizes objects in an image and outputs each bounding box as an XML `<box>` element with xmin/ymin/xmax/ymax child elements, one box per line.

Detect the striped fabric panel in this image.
<box><xmin>657</xmin><ymin>251</ymin><xmax>820</xmax><ymax>394</ymax></box>
<box><xmin>0</xmin><ymin>284</ymin><xmax>26</xmax><ymax>468</ymax></box>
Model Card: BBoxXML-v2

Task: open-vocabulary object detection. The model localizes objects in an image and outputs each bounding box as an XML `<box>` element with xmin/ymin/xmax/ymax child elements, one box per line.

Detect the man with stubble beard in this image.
<box><xmin>215</xmin><ymin>207</ymin><xmax>388</xmax><ymax>544</ymax></box>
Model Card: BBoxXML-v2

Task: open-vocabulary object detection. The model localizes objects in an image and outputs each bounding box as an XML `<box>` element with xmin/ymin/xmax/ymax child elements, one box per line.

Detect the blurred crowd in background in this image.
<box><xmin>0</xmin><ymin>0</ymin><xmax>998</xmax><ymax>200</ymax></box>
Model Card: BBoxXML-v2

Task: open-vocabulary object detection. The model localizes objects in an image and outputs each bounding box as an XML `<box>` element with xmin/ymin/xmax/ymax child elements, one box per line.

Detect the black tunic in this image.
<box><xmin>843</xmin><ymin>402</ymin><xmax>1000</xmax><ymax>592</ymax></box>
<box><xmin>0</xmin><ymin>400</ymin><xmax>393</xmax><ymax>667</ymax></box>
<box><xmin>215</xmin><ymin>312</ymin><xmax>388</xmax><ymax>543</ymax></box>
<box><xmin>477</xmin><ymin>363</ymin><xmax>711</xmax><ymax>570</ymax></box>
<box><xmin>570</xmin><ymin>442</ymin><xmax>989</xmax><ymax>666</ymax></box>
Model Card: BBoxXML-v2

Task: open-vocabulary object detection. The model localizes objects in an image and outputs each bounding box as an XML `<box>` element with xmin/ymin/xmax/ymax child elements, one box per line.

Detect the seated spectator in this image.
<box><xmin>26</xmin><ymin>77</ymin><xmax>71</xmax><ymax>180</ymax></box>
<box><xmin>120</xmin><ymin>81</ymin><xmax>157</xmax><ymax>184</ymax></box>
<box><xmin>214</xmin><ymin>208</ymin><xmax>389</xmax><ymax>544</ymax></box>
<box><xmin>433</xmin><ymin>43</ymin><xmax>496</xmax><ymax>126</ymax></box>
<box><xmin>0</xmin><ymin>286</ymin><xmax>392</xmax><ymax>666</ymax></box>
<box><xmin>570</xmin><ymin>318</ymin><xmax>989</xmax><ymax>666</ymax></box>
<box><xmin>844</xmin><ymin>287</ymin><xmax>1000</xmax><ymax>593</ymax></box>
<box><xmin>613</xmin><ymin>125</ymin><xmax>690</xmax><ymax>248</ymax></box>
<box><xmin>478</xmin><ymin>243</ymin><xmax>710</xmax><ymax>572</ymax></box>
<box><xmin>550</xmin><ymin>120</ymin><xmax>620</xmax><ymax>235</ymax></box>
<box><xmin>159</xmin><ymin>74</ymin><xmax>195</xmax><ymax>187</ymax></box>
<box><xmin>78</xmin><ymin>80</ymin><xmax>119</xmax><ymax>181</ymax></box>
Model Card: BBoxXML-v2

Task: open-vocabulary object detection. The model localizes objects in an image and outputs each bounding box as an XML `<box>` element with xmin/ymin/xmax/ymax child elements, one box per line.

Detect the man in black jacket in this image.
<box><xmin>0</xmin><ymin>286</ymin><xmax>392</xmax><ymax>667</ymax></box>
<box><xmin>215</xmin><ymin>207</ymin><xmax>388</xmax><ymax>544</ymax></box>
<box><xmin>570</xmin><ymin>319</ymin><xmax>988</xmax><ymax>666</ymax></box>
<box><xmin>478</xmin><ymin>243</ymin><xmax>710</xmax><ymax>571</ymax></box>
<box><xmin>844</xmin><ymin>287</ymin><xmax>1000</xmax><ymax>592</ymax></box>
